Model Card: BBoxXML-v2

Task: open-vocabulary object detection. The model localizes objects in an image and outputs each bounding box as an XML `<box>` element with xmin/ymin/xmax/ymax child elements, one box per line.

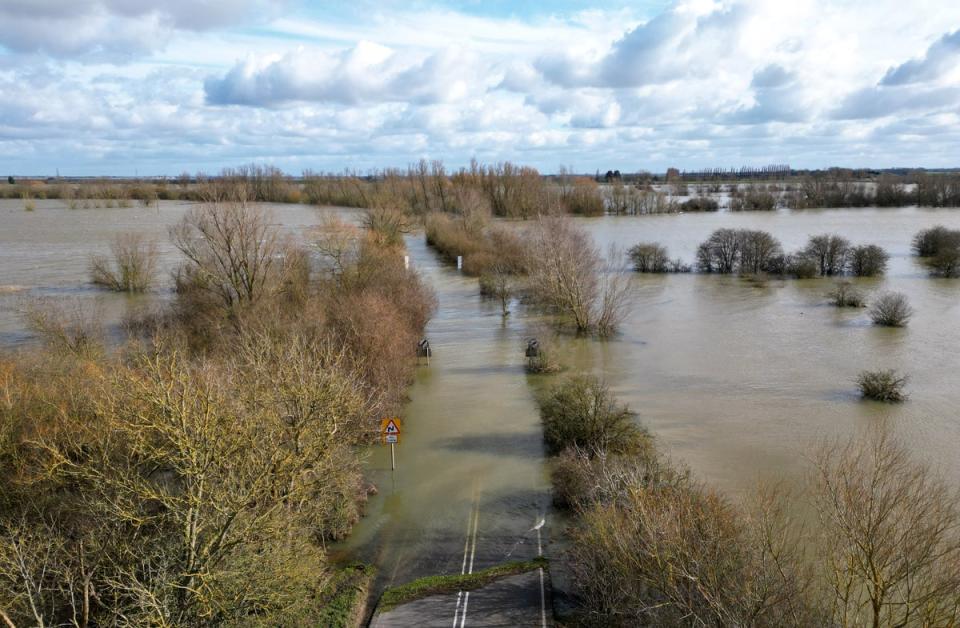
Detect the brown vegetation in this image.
<box><xmin>829</xmin><ymin>281</ymin><xmax>866</xmax><ymax>308</ymax></box>
<box><xmin>913</xmin><ymin>226</ymin><xmax>960</xmax><ymax>277</ymax></box>
<box><xmin>539</xmin><ymin>375</ymin><xmax>959</xmax><ymax>626</ymax></box>
<box><xmin>524</xmin><ymin>217</ymin><xmax>633</xmax><ymax>336</ymax></box>
<box><xmin>89</xmin><ymin>233</ymin><xmax>158</xmax><ymax>292</ymax></box>
<box><xmin>696</xmin><ymin>228</ymin><xmax>783</xmax><ymax>275</ymax></box>
<box><xmin>0</xmin><ymin>190</ymin><xmax>436</xmax><ymax>625</ymax></box>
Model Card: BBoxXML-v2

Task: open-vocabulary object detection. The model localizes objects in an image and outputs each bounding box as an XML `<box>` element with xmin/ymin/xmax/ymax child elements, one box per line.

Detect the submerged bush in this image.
<box><xmin>847</xmin><ymin>244</ymin><xmax>889</xmax><ymax>277</ymax></box>
<box><xmin>869</xmin><ymin>292</ymin><xmax>913</xmax><ymax>327</ymax></box>
<box><xmin>729</xmin><ymin>188</ymin><xmax>777</xmax><ymax>211</ymax></box>
<box><xmin>89</xmin><ymin>233</ymin><xmax>159</xmax><ymax>292</ymax></box>
<box><xmin>912</xmin><ymin>225</ymin><xmax>960</xmax><ymax>257</ymax></box>
<box><xmin>929</xmin><ymin>246</ymin><xmax>960</xmax><ymax>278</ymax></box>
<box><xmin>680</xmin><ymin>196</ymin><xmax>719</xmax><ymax>212</ymax></box>
<box><xmin>538</xmin><ymin>375</ymin><xmax>647</xmax><ymax>455</ymax></box>
<box><xmin>829</xmin><ymin>281</ymin><xmax>866</xmax><ymax>307</ymax></box>
<box><xmin>913</xmin><ymin>226</ymin><xmax>960</xmax><ymax>277</ymax></box>
<box><xmin>856</xmin><ymin>369</ymin><xmax>908</xmax><ymax>402</ymax></box>
<box><xmin>525</xmin><ymin>217</ymin><xmax>633</xmax><ymax>336</ymax></box>
<box><xmin>627</xmin><ymin>242</ymin><xmax>669</xmax><ymax>273</ymax></box>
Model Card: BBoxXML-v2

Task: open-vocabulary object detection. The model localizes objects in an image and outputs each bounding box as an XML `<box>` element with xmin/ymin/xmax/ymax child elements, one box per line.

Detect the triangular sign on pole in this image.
<box><xmin>380</xmin><ymin>418</ymin><xmax>402</xmax><ymax>436</ymax></box>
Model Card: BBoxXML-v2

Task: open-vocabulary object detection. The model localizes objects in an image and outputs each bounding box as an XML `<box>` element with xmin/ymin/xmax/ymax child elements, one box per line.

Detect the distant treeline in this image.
<box><xmin>7</xmin><ymin>162</ymin><xmax>960</xmax><ymax>210</ymax></box>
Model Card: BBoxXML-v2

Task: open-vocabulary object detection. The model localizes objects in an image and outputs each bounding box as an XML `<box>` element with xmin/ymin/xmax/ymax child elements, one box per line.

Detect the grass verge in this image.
<box><xmin>315</xmin><ymin>563</ymin><xmax>377</xmax><ymax>628</ymax></box>
<box><xmin>377</xmin><ymin>557</ymin><xmax>548</xmax><ymax>613</ymax></box>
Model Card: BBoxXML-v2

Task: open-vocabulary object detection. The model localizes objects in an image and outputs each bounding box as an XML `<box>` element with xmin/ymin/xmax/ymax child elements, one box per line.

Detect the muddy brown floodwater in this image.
<box><xmin>3</xmin><ymin>199</ymin><xmax>960</xmax><ymax>592</ymax></box>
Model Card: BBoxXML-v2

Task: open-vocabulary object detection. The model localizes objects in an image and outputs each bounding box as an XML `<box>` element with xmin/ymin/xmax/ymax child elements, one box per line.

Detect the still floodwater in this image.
<box><xmin>576</xmin><ymin>209</ymin><xmax>960</xmax><ymax>492</ymax></box>
<box><xmin>0</xmin><ymin>199</ymin><xmax>342</xmax><ymax>344</ymax></box>
<box><xmin>3</xmin><ymin>199</ymin><xmax>960</xmax><ymax>588</ymax></box>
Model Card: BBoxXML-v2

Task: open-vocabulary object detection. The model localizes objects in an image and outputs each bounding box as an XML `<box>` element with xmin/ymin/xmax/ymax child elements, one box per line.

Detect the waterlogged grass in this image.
<box><xmin>377</xmin><ymin>557</ymin><xmax>548</xmax><ymax>613</ymax></box>
<box><xmin>315</xmin><ymin>563</ymin><xmax>376</xmax><ymax>628</ymax></box>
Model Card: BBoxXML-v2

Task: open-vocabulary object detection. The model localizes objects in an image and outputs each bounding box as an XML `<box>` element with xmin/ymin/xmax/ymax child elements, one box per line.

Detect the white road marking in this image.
<box><xmin>537</xmin><ymin>526</ymin><xmax>547</xmax><ymax>628</ymax></box>
<box><xmin>453</xmin><ymin>483</ymin><xmax>481</xmax><ymax>628</ymax></box>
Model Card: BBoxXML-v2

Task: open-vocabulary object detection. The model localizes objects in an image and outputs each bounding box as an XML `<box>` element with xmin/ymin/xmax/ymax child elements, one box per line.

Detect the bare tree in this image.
<box><xmin>805</xmin><ymin>234</ymin><xmax>851</xmax><ymax>276</ymax></box>
<box><xmin>312</xmin><ymin>212</ymin><xmax>362</xmax><ymax>279</ymax></box>
<box><xmin>740</xmin><ymin>230</ymin><xmax>783</xmax><ymax>274</ymax></box>
<box><xmin>170</xmin><ymin>203</ymin><xmax>283</xmax><ymax>312</ymax></box>
<box><xmin>848</xmin><ymin>244</ymin><xmax>889</xmax><ymax>277</ymax></box>
<box><xmin>812</xmin><ymin>429</ymin><xmax>960</xmax><ymax>627</ymax></box>
<box><xmin>627</xmin><ymin>242</ymin><xmax>669</xmax><ymax>273</ymax></box>
<box><xmin>525</xmin><ymin>216</ymin><xmax>633</xmax><ymax>336</ymax></box>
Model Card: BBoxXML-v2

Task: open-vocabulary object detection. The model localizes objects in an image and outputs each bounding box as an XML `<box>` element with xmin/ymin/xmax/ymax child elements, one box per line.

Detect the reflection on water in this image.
<box><xmin>3</xmin><ymin>200</ymin><xmax>960</xmax><ymax>588</ymax></box>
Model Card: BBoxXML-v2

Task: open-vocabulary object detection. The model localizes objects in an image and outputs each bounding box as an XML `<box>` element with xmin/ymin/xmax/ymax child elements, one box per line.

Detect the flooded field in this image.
<box><xmin>0</xmin><ymin>199</ymin><xmax>348</xmax><ymax>345</ymax></box>
<box><xmin>574</xmin><ymin>208</ymin><xmax>960</xmax><ymax>492</ymax></box>
<box><xmin>3</xmin><ymin>200</ymin><xmax>960</xmax><ymax>589</ymax></box>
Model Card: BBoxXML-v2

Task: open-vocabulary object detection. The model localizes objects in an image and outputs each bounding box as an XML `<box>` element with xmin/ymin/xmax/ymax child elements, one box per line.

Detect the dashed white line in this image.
<box><xmin>453</xmin><ymin>484</ymin><xmax>480</xmax><ymax>628</ymax></box>
<box><xmin>537</xmin><ymin>526</ymin><xmax>547</xmax><ymax>628</ymax></box>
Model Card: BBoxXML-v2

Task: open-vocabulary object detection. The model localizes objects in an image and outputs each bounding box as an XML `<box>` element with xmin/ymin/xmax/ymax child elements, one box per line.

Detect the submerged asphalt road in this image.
<box><xmin>372</xmin><ymin>570</ymin><xmax>552</xmax><ymax>628</ymax></box>
<box><xmin>372</xmin><ymin>478</ymin><xmax>552</xmax><ymax>627</ymax></box>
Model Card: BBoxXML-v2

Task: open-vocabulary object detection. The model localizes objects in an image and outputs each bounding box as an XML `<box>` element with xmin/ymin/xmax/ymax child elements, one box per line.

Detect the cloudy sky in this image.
<box><xmin>1</xmin><ymin>0</ymin><xmax>959</xmax><ymax>176</ymax></box>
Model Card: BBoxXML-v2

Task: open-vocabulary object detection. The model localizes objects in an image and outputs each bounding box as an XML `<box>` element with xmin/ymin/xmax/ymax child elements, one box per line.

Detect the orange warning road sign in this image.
<box><xmin>381</xmin><ymin>418</ymin><xmax>402</xmax><ymax>444</ymax></box>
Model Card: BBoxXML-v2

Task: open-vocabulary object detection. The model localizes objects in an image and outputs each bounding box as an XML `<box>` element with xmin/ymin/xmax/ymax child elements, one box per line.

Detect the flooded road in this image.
<box><xmin>3</xmin><ymin>200</ymin><xmax>960</xmax><ymax>590</ymax></box>
<box><xmin>334</xmin><ymin>233</ymin><xmax>552</xmax><ymax>589</ymax></box>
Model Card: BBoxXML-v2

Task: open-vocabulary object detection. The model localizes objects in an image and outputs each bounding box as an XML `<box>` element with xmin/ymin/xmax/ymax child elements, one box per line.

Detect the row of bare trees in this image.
<box><xmin>690</xmin><ymin>230</ymin><xmax>889</xmax><ymax>278</ymax></box>
<box><xmin>424</xmin><ymin>212</ymin><xmax>633</xmax><ymax>335</ymax></box>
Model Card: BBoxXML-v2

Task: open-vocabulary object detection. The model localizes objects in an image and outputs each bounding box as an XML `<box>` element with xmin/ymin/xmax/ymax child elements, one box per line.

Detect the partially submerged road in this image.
<box><xmin>372</xmin><ymin>479</ymin><xmax>552</xmax><ymax>627</ymax></box>
<box><xmin>335</xmin><ymin>234</ymin><xmax>555</xmax><ymax>625</ymax></box>
<box><xmin>372</xmin><ymin>570</ymin><xmax>551</xmax><ymax>627</ymax></box>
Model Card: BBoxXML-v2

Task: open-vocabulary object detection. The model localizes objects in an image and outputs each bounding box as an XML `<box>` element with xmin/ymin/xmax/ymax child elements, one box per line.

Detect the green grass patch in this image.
<box><xmin>377</xmin><ymin>557</ymin><xmax>548</xmax><ymax>613</ymax></box>
<box><xmin>314</xmin><ymin>563</ymin><xmax>376</xmax><ymax>628</ymax></box>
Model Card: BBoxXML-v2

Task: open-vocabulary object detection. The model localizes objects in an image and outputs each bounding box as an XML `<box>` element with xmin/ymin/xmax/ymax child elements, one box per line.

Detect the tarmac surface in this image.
<box><xmin>371</xmin><ymin>569</ymin><xmax>552</xmax><ymax>628</ymax></box>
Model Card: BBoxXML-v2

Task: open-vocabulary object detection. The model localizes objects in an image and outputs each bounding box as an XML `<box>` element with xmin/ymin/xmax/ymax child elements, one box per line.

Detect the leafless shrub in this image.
<box><xmin>829</xmin><ymin>281</ymin><xmax>865</xmax><ymax>307</ymax></box>
<box><xmin>627</xmin><ymin>242</ymin><xmax>669</xmax><ymax>273</ymax></box>
<box><xmin>22</xmin><ymin>298</ymin><xmax>103</xmax><ymax>358</ymax></box>
<box><xmin>312</xmin><ymin>212</ymin><xmax>362</xmax><ymax>279</ymax></box>
<box><xmin>869</xmin><ymin>291</ymin><xmax>912</xmax><ymax>327</ymax></box>
<box><xmin>363</xmin><ymin>206</ymin><xmax>411</xmax><ymax>248</ymax></box>
<box><xmin>89</xmin><ymin>233</ymin><xmax>158</xmax><ymax>292</ymax></box>
<box><xmin>479</xmin><ymin>268</ymin><xmax>513</xmax><ymax>316</ymax></box>
<box><xmin>847</xmin><ymin>244</ymin><xmax>888</xmax><ymax>277</ymax></box>
<box><xmin>856</xmin><ymin>369</ymin><xmax>908</xmax><ymax>402</ymax></box>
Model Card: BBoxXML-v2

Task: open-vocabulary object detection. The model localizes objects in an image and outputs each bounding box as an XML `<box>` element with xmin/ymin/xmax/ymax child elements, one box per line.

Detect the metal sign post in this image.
<box><xmin>380</xmin><ymin>418</ymin><xmax>402</xmax><ymax>471</ymax></box>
